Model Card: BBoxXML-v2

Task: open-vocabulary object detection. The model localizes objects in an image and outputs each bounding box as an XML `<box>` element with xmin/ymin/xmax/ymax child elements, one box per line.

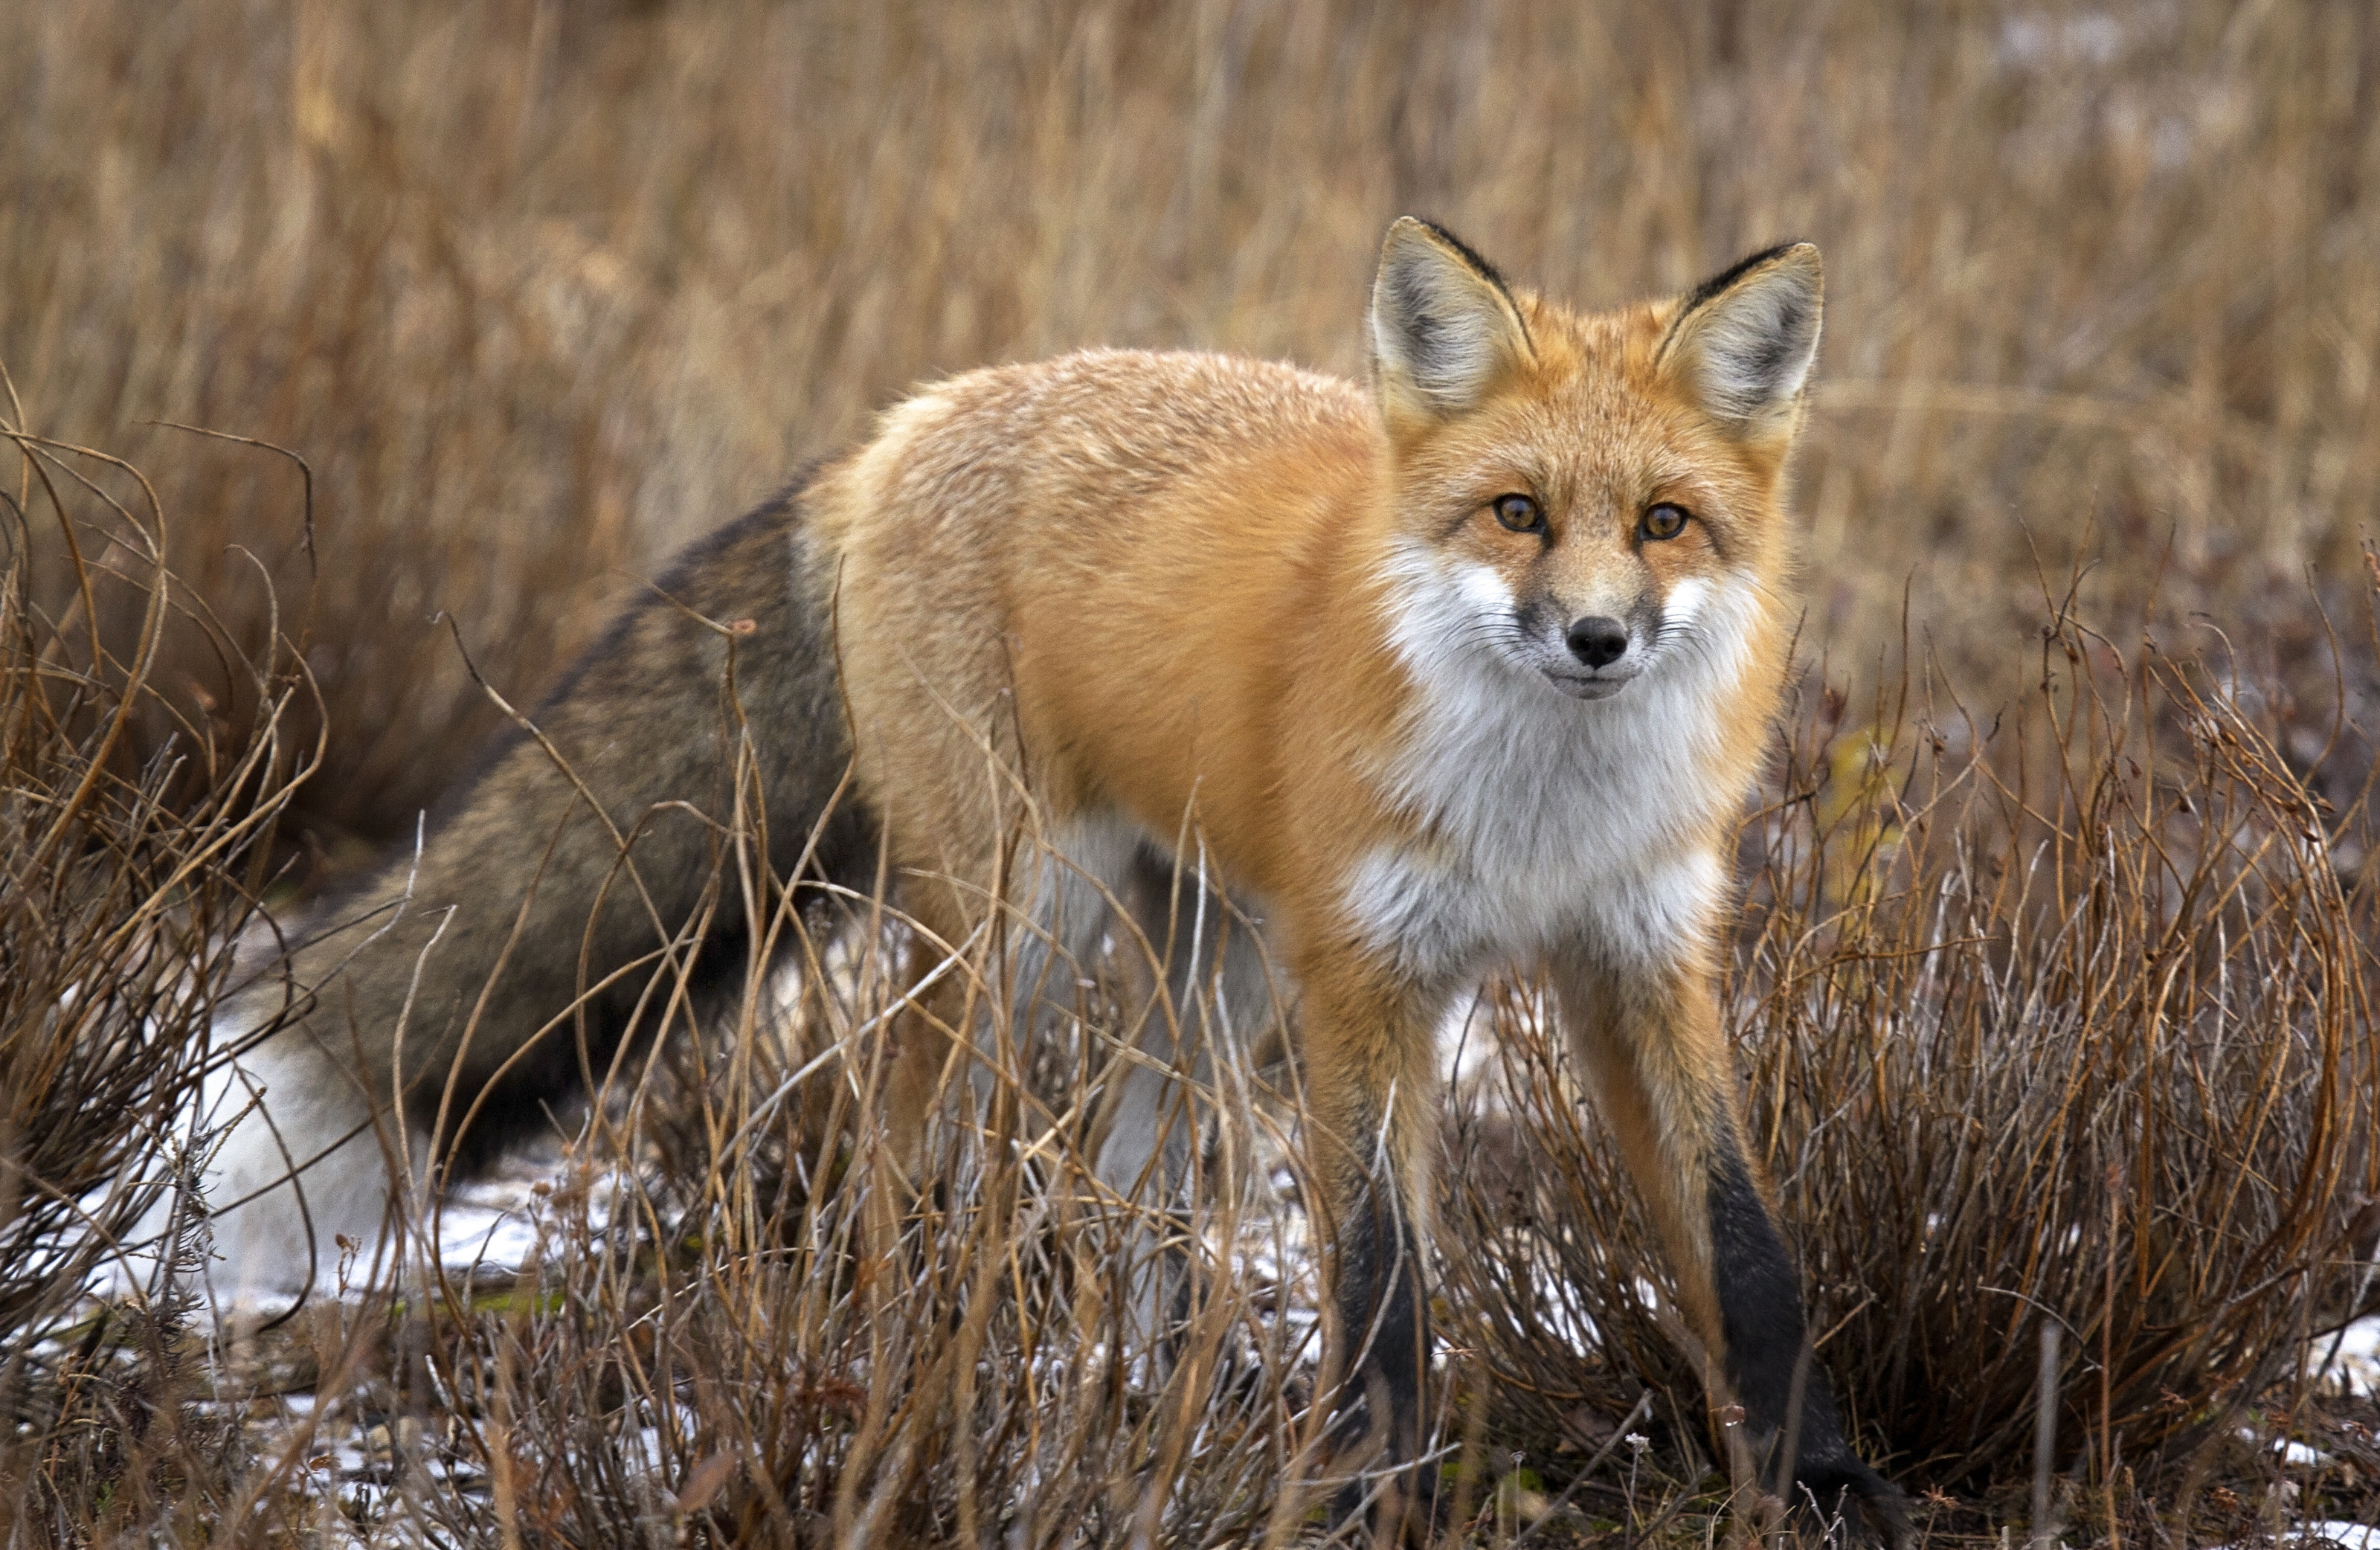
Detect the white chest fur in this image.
<box><xmin>1345</xmin><ymin>552</ymin><xmax>1760</xmax><ymax>983</ymax></box>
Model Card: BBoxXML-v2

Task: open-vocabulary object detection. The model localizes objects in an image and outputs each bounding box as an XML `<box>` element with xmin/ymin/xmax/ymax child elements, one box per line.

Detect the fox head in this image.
<box><xmin>1368</xmin><ymin>216</ymin><xmax>1818</xmax><ymax>704</ymax></box>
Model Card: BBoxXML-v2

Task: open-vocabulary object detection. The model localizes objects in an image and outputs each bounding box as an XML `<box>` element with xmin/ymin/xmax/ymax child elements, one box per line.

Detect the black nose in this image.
<box><xmin>1566</xmin><ymin>615</ymin><xmax>1629</xmax><ymax>669</ymax></box>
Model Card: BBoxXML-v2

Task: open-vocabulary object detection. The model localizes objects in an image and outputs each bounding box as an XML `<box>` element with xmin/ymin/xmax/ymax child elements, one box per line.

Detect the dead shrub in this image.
<box><xmin>0</xmin><ymin>430</ymin><xmax>315</xmax><ymax>1546</ymax></box>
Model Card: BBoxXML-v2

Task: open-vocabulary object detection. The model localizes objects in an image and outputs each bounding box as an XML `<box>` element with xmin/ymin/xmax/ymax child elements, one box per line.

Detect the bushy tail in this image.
<box><xmin>188</xmin><ymin>480</ymin><xmax>876</xmax><ymax>1296</ymax></box>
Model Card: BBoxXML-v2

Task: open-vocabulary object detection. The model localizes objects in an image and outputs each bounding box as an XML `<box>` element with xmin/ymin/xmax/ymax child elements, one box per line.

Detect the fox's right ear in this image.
<box><xmin>1369</xmin><ymin>216</ymin><xmax>1532</xmax><ymax>432</ymax></box>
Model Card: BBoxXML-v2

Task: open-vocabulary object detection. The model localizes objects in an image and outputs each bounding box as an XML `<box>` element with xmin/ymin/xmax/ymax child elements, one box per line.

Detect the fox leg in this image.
<box><xmin>1092</xmin><ymin>847</ymin><xmax>1278</xmax><ymax>1350</ymax></box>
<box><xmin>878</xmin><ymin>880</ymin><xmax>982</xmax><ymax>1187</ymax></box>
<box><xmin>1547</xmin><ymin>943</ymin><xmax>1905</xmax><ymax>1541</ymax></box>
<box><xmin>881</xmin><ymin>818</ymin><xmax>1139</xmax><ymax>1183</ymax></box>
<box><xmin>1296</xmin><ymin>944</ymin><xmax>1446</xmax><ymax>1537</ymax></box>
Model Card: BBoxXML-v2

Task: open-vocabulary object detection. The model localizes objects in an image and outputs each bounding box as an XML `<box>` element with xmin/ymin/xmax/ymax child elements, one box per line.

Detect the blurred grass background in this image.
<box><xmin>7</xmin><ymin>3</ymin><xmax>2380</xmax><ymax>1544</ymax></box>
<box><xmin>7</xmin><ymin>0</ymin><xmax>2375</xmax><ymax>873</ymax></box>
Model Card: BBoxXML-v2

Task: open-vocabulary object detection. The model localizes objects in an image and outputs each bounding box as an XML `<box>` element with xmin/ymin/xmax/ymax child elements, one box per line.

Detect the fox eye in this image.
<box><xmin>1492</xmin><ymin>494</ymin><xmax>1543</xmax><ymax>533</ymax></box>
<box><xmin>1641</xmin><ymin>503</ymin><xmax>1690</xmax><ymax>541</ymax></box>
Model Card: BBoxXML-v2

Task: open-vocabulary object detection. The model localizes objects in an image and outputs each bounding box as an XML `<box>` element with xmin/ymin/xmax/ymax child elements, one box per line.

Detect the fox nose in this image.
<box><xmin>1565</xmin><ymin>616</ymin><xmax>1629</xmax><ymax>669</ymax></box>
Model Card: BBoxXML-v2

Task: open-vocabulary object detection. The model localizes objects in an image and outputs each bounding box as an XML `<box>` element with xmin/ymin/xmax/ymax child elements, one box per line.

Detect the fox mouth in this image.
<box><xmin>1543</xmin><ymin>669</ymin><xmax>1633</xmax><ymax>701</ymax></box>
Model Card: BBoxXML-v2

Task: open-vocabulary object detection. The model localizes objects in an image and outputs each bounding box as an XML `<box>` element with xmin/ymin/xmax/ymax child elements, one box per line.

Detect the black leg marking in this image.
<box><xmin>1708</xmin><ymin>1135</ymin><xmax>1907</xmax><ymax>1544</ymax></box>
<box><xmin>1330</xmin><ymin>1180</ymin><xmax>1435</xmax><ymax>1533</ymax></box>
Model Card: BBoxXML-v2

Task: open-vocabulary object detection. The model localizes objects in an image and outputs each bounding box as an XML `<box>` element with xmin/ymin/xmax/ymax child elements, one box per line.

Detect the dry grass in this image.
<box><xmin>1441</xmin><ymin>587</ymin><xmax>2380</xmax><ymax>1533</ymax></box>
<box><xmin>0</xmin><ymin>428</ymin><xmax>315</xmax><ymax>1540</ymax></box>
<box><xmin>7</xmin><ymin>1</ymin><xmax>2376</xmax><ymax>851</ymax></box>
<box><xmin>5</xmin><ymin>1</ymin><xmax>2380</xmax><ymax>1546</ymax></box>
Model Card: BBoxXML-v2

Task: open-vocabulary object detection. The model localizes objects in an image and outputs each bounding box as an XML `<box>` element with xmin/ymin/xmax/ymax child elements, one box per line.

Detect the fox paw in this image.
<box><xmin>1330</xmin><ymin>1467</ymin><xmax>1438</xmax><ymax>1546</ymax></box>
<box><xmin>1786</xmin><ymin>1455</ymin><xmax>1909</xmax><ymax>1549</ymax></box>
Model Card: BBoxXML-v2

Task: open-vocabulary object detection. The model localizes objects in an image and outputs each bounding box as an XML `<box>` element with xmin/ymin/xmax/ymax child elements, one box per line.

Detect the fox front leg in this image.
<box><xmin>1297</xmin><ymin>948</ymin><xmax>1447</xmax><ymax>1540</ymax></box>
<box><xmin>1549</xmin><ymin>945</ymin><xmax>1908</xmax><ymax>1544</ymax></box>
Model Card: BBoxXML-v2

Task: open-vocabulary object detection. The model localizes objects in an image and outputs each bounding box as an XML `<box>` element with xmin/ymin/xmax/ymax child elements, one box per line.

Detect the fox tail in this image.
<box><xmin>176</xmin><ymin>477</ymin><xmax>877</xmax><ymax>1300</ymax></box>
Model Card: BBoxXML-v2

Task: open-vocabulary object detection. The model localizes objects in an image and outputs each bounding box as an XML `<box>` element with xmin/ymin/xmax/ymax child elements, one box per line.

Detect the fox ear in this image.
<box><xmin>1369</xmin><ymin>216</ymin><xmax>1532</xmax><ymax>428</ymax></box>
<box><xmin>1659</xmin><ymin>242</ymin><xmax>1823</xmax><ymax>444</ymax></box>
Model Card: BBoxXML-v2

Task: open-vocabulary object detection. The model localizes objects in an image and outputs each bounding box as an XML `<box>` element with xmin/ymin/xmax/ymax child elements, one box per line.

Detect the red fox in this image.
<box><xmin>177</xmin><ymin>218</ymin><xmax>1902</xmax><ymax>1537</ymax></box>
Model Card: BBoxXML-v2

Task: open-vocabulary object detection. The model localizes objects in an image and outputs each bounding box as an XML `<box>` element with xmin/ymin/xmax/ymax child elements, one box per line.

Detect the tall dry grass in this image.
<box><xmin>6</xmin><ymin>1</ymin><xmax>2380</xmax><ymax>1545</ymax></box>
<box><xmin>6</xmin><ymin>0</ymin><xmax>2376</xmax><ymax>856</ymax></box>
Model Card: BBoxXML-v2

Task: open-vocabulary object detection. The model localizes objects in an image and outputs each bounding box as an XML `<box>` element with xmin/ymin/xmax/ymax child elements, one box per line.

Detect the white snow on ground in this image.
<box><xmin>2317</xmin><ymin>1312</ymin><xmax>2380</xmax><ymax>1397</ymax></box>
<box><xmin>2226</xmin><ymin>1525</ymin><xmax>2380</xmax><ymax>1550</ymax></box>
<box><xmin>424</xmin><ymin>1139</ymin><xmax>590</xmax><ymax>1279</ymax></box>
<box><xmin>2199</xmin><ymin>1313</ymin><xmax>2380</xmax><ymax>1550</ymax></box>
<box><xmin>2306</xmin><ymin>1528</ymin><xmax>2380</xmax><ymax>1550</ymax></box>
<box><xmin>2241</xmin><ymin>1426</ymin><xmax>2338</xmax><ymax>1470</ymax></box>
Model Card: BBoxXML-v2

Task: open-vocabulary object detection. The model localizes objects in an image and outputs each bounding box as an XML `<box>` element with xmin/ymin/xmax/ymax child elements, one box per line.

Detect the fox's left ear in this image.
<box><xmin>1657</xmin><ymin>242</ymin><xmax>1823</xmax><ymax>446</ymax></box>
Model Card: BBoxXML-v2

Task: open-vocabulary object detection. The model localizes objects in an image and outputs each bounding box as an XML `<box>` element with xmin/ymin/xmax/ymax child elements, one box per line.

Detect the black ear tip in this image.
<box><xmin>1763</xmin><ymin>244</ymin><xmax>1824</xmax><ymax>308</ymax></box>
<box><xmin>1679</xmin><ymin>241</ymin><xmax>1822</xmax><ymax>316</ymax></box>
<box><xmin>1380</xmin><ymin>215</ymin><xmax>1439</xmax><ymax>259</ymax></box>
<box><xmin>1380</xmin><ymin>216</ymin><xmax>1510</xmax><ymax>294</ymax></box>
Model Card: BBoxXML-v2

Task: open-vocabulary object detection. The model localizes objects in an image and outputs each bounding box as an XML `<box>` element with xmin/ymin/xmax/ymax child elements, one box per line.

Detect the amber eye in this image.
<box><xmin>1493</xmin><ymin>494</ymin><xmax>1543</xmax><ymax>533</ymax></box>
<box><xmin>1641</xmin><ymin>503</ymin><xmax>1690</xmax><ymax>541</ymax></box>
